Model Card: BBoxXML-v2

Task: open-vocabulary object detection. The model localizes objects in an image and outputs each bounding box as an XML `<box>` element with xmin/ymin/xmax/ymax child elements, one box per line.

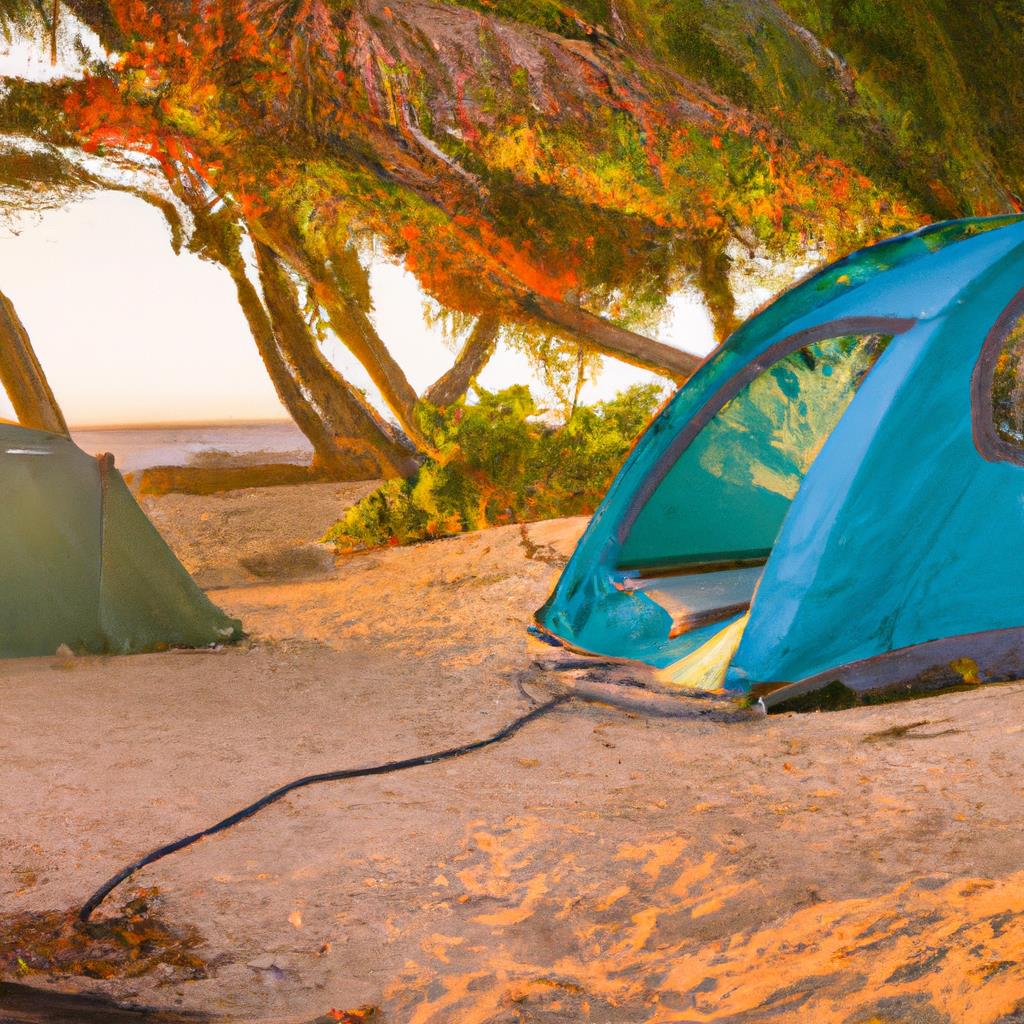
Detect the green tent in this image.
<box><xmin>0</xmin><ymin>422</ymin><xmax>241</xmax><ymax>657</ymax></box>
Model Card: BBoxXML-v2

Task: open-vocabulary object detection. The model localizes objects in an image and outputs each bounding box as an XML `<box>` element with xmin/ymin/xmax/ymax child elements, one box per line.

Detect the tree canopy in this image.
<box><xmin>1</xmin><ymin>0</ymin><xmax>1021</xmax><ymax>473</ymax></box>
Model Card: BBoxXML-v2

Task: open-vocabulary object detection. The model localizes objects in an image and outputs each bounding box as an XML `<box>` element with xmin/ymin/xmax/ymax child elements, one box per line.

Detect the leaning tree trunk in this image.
<box><xmin>312</xmin><ymin>251</ymin><xmax>437</xmax><ymax>453</ymax></box>
<box><xmin>250</xmin><ymin>221</ymin><xmax>436</xmax><ymax>452</ymax></box>
<box><xmin>227</xmin><ymin>258</ymin><xmax>358</xmax><ymax>476</ymax></box>
<box><xmin>186</xmin><ymin>199</ymin><xmax>420</xmax><ymax>480</ymax></box>
<box><xmin>252</xmin><ymin>219</ymin><xmax>501</xmax><ymax>442</ymax></box>
<box><xmin>423</xmin><ymin>313</ymin><xmax>500</xmax><ymax>407</ymax></box>
<box><xmin>518</xmin><ymin>293</ymin><xmax>701</xmax><ymax>382</ymax></box>
<box><xmin>252</xmin><ymin>242</ymin><xmax>421</xmax><ymax>478</ymax></box>
<box><xmin>0</xmin><ymin>289</ymin><xmax>69</xmax><ymax>435</ymax></box>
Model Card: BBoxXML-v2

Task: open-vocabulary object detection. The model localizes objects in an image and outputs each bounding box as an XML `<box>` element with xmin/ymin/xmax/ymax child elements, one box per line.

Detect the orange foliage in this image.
<box><xmin>51</xmin><ymin>0</ymin><xmax>924</xmax><ymax>330</ymax></box>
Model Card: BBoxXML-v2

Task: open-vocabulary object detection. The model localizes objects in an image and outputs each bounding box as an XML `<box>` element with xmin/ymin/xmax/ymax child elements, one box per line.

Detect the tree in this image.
<box><xmin>3</xmin><ymin>0</ymin><xmax>1021</xmax><ymax>475</ymax></box>
<box><xmin>0</xmin><ymin>287</ymin><xmax>68</xmax><ymax>435</ymax></box>
<box><xmin>422</xmin><ymin>314</ymin><xmax>501</xmax><ymax>409</ymax></box>
<box><xmin>210</xmin><ymin>219</ymin><xmax>422</xmax><ymax>479</ymax></box>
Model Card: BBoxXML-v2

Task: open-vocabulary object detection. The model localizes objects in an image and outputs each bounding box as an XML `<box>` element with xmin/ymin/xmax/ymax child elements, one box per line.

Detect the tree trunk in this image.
<box><xmin>0</xmin><ymin>289</ymin><xmax>69</xmax><ymax>435</ymax></box>
<box><xmin>227</xmin><ymin>259</ymin><xmax>357</xmax><ymax>477</ymax></box>
<box><xmin>182</xmin><ymin>196</ymin><xmax>419</xmax><ymax>479</ymax></box>
<box><xmin>693</xmin><ymin>235</ymin><xmax>740</xmax><ymax>344</ymax></box>
<box><xmin>250</xmin><ymin>221</ymin><xmax>436</xmax><ymax>451</ymax></box>
<box><xmin>313</xmin><ymin>251</ymin><xmax>435</xmax><ymax>451</ymax></box>
<box><xmin>50</xmin><ymin>0</ymin><xmax>59</xmax><ymax>65</ymax></box>
<box><xmin>422</xmin><ymin>314</ymin><xmax>500</xmax><ymax>407</ymax></box>
<box><xmin>519</xmin><ymin>293</ymin><xmax>701</xmax><ymax>381</ymax></box>
<box><xmin>569</xmin><ymin>343</ymin><xmax>586</xmax><ymax>418</ymax></box>
<box><xmin>252</xmin><ymin>242</ymin><xmax>421</xmax><ymax>478</ymax></box>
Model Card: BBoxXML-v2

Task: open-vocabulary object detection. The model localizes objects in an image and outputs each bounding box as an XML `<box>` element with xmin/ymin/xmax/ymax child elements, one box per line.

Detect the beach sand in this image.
<box><xmin>4</xmin><ymin>483</ymin><xmax>1024</xmax><ymax>1023</ymax></box>
<box><xmin>140</xmin><ymin>481</ymin><xmax>381</xmax><ymax>588</ymax></box>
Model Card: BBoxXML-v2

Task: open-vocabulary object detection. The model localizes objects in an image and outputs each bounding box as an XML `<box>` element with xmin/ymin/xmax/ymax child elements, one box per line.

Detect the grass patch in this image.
<box><xmin>134</xmin><ymin>463</ymin><xmax>346</xmax><ymax>496</ymax></box>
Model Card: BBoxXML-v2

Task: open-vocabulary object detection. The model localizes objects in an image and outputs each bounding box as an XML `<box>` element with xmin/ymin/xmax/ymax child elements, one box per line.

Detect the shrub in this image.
<box><xmin>324</xmin><ymin>383</ymin><xmax>664</xmax><ymax>550</ymax></box>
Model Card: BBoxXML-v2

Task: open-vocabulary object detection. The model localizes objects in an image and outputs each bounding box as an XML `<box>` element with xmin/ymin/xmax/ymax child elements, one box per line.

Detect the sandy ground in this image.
<box><xmin>140</xmin><ymin>481</ymin><xmax>381</xmax><ymax>588</ymax></box>
<box><xmin>5</xmin><ymin>484</ymin><xmax>1024</xmax><ymax>1023</ymax></box>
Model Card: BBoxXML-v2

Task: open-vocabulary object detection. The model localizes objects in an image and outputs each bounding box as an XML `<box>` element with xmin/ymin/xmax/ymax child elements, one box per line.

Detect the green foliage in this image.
<box><xmin>0</xmin><ymin>79</ymin><xmax>73</xmax><ymax>140</ymax></box>
<box><xmin>774</xmin><ymin>0</ymin><xmax>1024</xmax><ymax>215</ymax></box>
<box><xmin>502</xmin><ymin>325</ymin><xmax>603</xmax><ymax>420</ymax></box>
<box><xmin>0</xmin><ymin>0</ymin><xmax>50</xmax><ymax>44</ymax></box>
<box><xmin>324</xmin><ymin>383</ymin><xmax>663</xmax><ymax>549</ymax></box>
<box><xmin>628</xmin><ymin>0</ymin><xmax>760</xmax><ymax>108</ymax></box>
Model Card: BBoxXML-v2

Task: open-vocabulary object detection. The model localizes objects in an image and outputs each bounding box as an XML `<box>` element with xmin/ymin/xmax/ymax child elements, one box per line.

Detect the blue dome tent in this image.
<box><xmin>534</xmin><ymin>216</ymin><xmax>1024</xmax><ymax>707</ymax></box>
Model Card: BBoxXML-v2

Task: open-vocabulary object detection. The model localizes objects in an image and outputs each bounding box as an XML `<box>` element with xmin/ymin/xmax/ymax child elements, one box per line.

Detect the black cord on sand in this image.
<box><xmin>78</xmin><ymin>696</ymin><xmax>570</xmax><ymax>923</ymax></box>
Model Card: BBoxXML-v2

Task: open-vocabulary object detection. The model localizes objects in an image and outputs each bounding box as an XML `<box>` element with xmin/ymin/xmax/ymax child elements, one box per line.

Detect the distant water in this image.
<box><xmin>71</xmin><ymin>421</ymin><xmax>314</xmax><ymax>473</ymax></box>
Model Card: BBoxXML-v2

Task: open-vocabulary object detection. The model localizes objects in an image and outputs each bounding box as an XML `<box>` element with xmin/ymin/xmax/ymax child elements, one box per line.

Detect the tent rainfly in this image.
<box><xmin>0</xmin><ymin>423</ymin><xmax>241</xmax><ymax>657</ymax></box>
<box><xmin>535</xmin><ymin>215</ymin><xmax>1024</xmax><ymax>707</ymax></box>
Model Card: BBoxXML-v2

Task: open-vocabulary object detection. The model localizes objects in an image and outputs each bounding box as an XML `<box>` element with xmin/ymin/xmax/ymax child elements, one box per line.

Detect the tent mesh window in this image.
<box><xmin>618</xmin><ymin>332</ymin><xmax>892</xmax><ymax>575</ymax></box>
<box><xmin>990</xmin><ymin>307</ymin><xmax>1024</xmax><ymax>448</ymax></box>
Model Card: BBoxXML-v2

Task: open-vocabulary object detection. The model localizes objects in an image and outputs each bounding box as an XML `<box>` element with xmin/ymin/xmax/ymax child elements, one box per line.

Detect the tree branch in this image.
<box><xmin>422</xmin><ymin>313</ymin><xmax>499</xmax><ymax>407</ymax></box>
<box><xmin>314</xmin><ymin>250</ymin><xmax>433</xmax><ymax>449</ymax></box>
<box><xmin>252</xmin><ymin>240</ymin><xmax>421</xmax><ymax>478</ymax></box>
<box><xmin>519</xmin><ymin>293</ymin><xmax>700</xmax><ymax>381</ymax></box>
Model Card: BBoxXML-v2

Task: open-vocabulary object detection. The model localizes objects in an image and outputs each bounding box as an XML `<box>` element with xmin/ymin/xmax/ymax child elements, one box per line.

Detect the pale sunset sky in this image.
<box><xmin>0</xmin><ymin>15</ymin><xmax>724</xmax><ymax>428</ymax></box>
<box><xmin>0</xmin><ymin>191</ymin><xmax>725</xmax><ymax>428</ymax></box>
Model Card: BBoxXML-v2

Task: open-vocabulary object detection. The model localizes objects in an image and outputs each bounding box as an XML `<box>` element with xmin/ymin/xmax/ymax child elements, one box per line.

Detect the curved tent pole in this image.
<box><xmin>971</xmin><ymin>283</ymin><xmax>1024</xmax><ymax>466</ymax></box>
<box><xmin>614</xmin><ymin>315</ymin><xmax>917</xmax><ymax>547</ymax></box>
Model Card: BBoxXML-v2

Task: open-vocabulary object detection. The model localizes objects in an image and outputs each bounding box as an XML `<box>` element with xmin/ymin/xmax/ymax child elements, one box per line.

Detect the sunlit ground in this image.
<box><xmin>4</xmin><ymin>513</ymin><xmax>1024</xmax><ymax>1023</ymax></box>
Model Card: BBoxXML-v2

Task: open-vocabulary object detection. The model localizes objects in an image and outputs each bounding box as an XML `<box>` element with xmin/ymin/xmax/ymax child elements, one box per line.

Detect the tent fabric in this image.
<box><xmin>0</xmin><ymin>424</ymin><xmax>241</xmax><ymax>657</ymax></box>
<box><xmin>535</xmin><ymin>215</ymin><xmax>1024</xmax><ymax>702</ymax></box>
<box><xmin>618</xmin><ymin>331</ymin><xmax>891</xmax><ymax>570</ymax></box>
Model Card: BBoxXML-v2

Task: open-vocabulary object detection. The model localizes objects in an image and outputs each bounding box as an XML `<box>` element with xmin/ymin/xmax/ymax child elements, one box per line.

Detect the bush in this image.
<box><xmin>323</xmin><ymin>383</ymin><xmax>664</xmax><ymax>550</ymax></box>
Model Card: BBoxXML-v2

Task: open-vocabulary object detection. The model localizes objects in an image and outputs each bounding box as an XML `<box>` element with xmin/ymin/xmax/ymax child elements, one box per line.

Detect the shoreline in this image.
<box><xmin>68</xmin><ymin>421</ymin><xmax>315</xmax><ymax>475</ymax></box>
<box><xmin>70</xmin><ymin>417</ymin><xmax>297</xmax><ymax>432</ymax></box>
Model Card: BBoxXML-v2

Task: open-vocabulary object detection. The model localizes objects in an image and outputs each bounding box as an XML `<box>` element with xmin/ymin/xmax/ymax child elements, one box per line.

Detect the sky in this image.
<box><xmin>0</xmin><ymin>13</ymin><xmax>723</xmax><ymax>428</ymax></box>
<box><xmin>0</xmin><ymin>190</ymin><xmax>722</xmax><ymax>427</ymax></box>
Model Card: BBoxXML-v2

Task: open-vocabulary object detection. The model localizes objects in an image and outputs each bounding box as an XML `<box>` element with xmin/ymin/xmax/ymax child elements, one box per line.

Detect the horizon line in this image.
<box><xmin>68</xmin><ymin>416</ymin><xmax>298</xmax><ymax>431</ymax></box>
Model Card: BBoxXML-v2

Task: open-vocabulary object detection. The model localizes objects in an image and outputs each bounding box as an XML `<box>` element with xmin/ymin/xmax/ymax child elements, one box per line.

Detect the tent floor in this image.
<box><xmin>623</xmin><ymin>564</ymin><xmax>762</xmax><ymax>636</ymax></box>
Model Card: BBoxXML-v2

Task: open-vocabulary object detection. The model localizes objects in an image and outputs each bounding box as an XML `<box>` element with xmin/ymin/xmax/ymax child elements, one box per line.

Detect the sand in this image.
<box><xmin>4</xmin><ymin>483</ymin><xmax>1024</xmax><ymax>1023</ymax></box>
<box><xmin>139</xmin><ymin>481</ymin><xmax>380</xmax><ymax>588</ymax></box>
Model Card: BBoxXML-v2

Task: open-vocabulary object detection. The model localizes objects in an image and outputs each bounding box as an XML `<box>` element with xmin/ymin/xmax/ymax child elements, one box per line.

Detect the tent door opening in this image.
<box><xmin>615</xmin><ymin>331</ymin><xmax>894</xmax><ymax>654</ymax></box>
